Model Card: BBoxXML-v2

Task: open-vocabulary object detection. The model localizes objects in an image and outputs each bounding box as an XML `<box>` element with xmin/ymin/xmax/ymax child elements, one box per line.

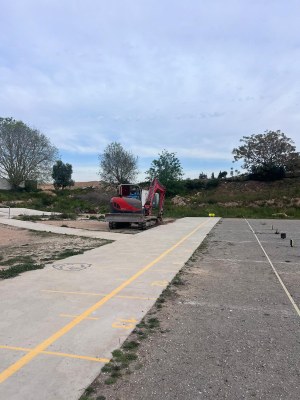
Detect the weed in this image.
<box><xmin>122</xmin><ymin>341</ymin><xmax>139</xmax><ymax>350</ymax></box>
<box><xmin>56</xmin><ymin>249</ymin><xmax>84</xmax><ymax>258</ymax></box>
<box><xmin>104</xmin><ymin>377</ymin><xmax>117</xmax><ymax>385</ymax></box>
<box><xmin>110</xmin><ymin>371</ymin><xmax>122</xmax><ymax>378</ymax></box>
<box><xmin>172</xmin><ymin>273</ymin><xmax>184</xmax><ymax>286</ymax></box>
<box><xmin>0</xmin><ymin>255</ymin><xmax>34</xmax><ymax>266</ymax></box>
<box><xmin>0</xmin><ymin>263</ymin><xmax>44</xmax><ymax>279</ymax></box>
<box><xmin>147</xmin><ymin>317</ymin><xmax>160</xmax><ymax>329</ymax></box>
<box><xmin>101</xmin><ymin>365</ymin><xmax>112</xmax><ymax>373</ymax></box>
<box><xmin>85</xmin><ymin>387</ymin><xmax>95</xmax><ymax>395</ymax></box>
<box><xmin>111</xmin><ymin>349</ymin><xmax>122</xmax><ymax>358</ymax></box>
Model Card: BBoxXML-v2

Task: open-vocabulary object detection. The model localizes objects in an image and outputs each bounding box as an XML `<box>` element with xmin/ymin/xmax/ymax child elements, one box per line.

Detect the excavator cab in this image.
<box><xmin>118</xmin><ymin>184</ymin><xmax>141</xmax><ymax>200</ymax></box>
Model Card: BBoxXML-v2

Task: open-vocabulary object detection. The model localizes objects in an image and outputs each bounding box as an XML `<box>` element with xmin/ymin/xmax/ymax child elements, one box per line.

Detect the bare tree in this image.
<box><xmin>99</xmin><ymin>142</ymin><xmax>138</xmax><ymax>184</ymax></box>
<box><xmin>0</xmin><ymin>117</ymin><xmax>58</xmax><ymax>188</ymax></box>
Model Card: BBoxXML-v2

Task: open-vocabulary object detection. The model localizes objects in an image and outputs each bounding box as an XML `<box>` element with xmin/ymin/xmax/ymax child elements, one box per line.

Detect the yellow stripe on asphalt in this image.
<box><xmin>0</xmin><ymin>219</ymin><xmax>210</xmax><ymax>383</ymax></box>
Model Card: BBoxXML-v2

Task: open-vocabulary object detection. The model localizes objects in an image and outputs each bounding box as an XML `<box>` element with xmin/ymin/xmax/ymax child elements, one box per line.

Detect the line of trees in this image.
<box><xmin>1</xmin><ymin>116</ymin><xmax>299</xmax><ymax>191</ymax></box>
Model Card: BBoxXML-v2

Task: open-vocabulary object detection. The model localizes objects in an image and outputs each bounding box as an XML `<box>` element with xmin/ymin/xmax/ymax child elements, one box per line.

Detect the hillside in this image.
<box><xmin>1</xmin><ymin>177</ymin><xmax>300</xmax><ymax>219</ymax></box>
<box><xmin>166</xmin><ymin>177</ymin><xmax>300</xmax><ymax>219</ymax></box>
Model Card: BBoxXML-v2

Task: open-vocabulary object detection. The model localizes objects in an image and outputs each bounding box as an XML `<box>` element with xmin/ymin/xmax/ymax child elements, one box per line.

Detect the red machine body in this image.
<box><xmin>106</xmin><ymin>178</ymin><xmax>166</xmax><ymax>229</ymax></box>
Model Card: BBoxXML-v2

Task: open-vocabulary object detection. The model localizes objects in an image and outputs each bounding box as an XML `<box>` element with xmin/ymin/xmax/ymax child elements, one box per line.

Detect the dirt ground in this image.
<box><xmin>38</xmin><ymin>217</ymin><xmax>175</xmax><ymax>234</ymax></box>
<box><xmin>0</xmin><ymin>217</ymin><xmax>175</xmax><ymax>273</ymax></box>
<box><xmin>0</xmin><ymin>224</ymin><xmax>110</xmax><ymax>272</ymax></box>
<box><xmin>38</xmin><ymin>218</ymin><xmax>139</xmax><ymax>234</ymax></box>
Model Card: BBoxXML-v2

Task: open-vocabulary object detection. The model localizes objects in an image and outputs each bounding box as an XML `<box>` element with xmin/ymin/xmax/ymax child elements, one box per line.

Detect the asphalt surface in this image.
<box><xmin>0</xmin><ymin>217</ymin><xmax>218</xmax><ymax>400</ymax></box>
<box><xmin>95</xmin><ymin>218</ymin><xmax>300</xmax><ymax>400</ymax></box>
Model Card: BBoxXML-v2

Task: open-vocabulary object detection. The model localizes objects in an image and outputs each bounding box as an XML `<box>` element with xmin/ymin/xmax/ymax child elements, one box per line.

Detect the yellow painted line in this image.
<box><xmin>0</xmin><ymin>345</ymin><xmax>28</xmax><ymax>352</ymax></box>
<box><xmin>245</xmin><ymin>219</ymin><xmax>300</xmax><ymax>318</ymax></box>
<box><xmin>43</xmin><ymin>350</ymin><xmax>109</xmax><ymax>363</ymax></box>
<box><xmin>42</xmin><ymin>290</ymin><xmax>156</xmax><ymax>301</ymax></box>
<box><xmin>0</xmin><ymin>345</ymin><xmax>109</xmax><ymax>363</ymax></box>
<box><xmin>0</xmin><ymin>218</ymin><xmax>211</xmax><ymax>383</ymax></box>
<box><xmin>42</xmin><ymin>289</ymin><xmax>102</xmax><ymax>296</ymax></box>
<box><xmin>59</xmin><ymin>314</ymin><xmax>99</xmax><ymax>320</ymax></box>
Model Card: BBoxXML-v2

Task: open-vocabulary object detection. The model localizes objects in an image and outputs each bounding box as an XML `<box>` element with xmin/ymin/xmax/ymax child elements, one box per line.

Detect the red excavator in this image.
<box><xmin>105</xmin><ymin>177</ymin><xmax>166</xmax><ymax>229</ymax></box>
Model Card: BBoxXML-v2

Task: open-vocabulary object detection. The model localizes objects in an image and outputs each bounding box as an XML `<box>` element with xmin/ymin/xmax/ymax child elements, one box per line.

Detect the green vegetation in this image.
<box><xmin>145</xmin><ymin>149</ymin><xmax>183</xmax><ymax>193</ymax></box>
<box><xmin>52</xmin><ymin>160</ymin><xmax>74</xmax><ymax>190</ymax></box>
<box><xmin>0</xmin><ymin>263</ymin><xmax>44</xmax><ymax>279</ymax></box>
<box><xmin>233</xmin><ymin>130</ymin><xmax>299</xmax><ymax>180</ymax></box>
<box><xmin>163</xmin><ymin>177</ymin><xmax>300</xmax><ymax>219</ymax></box>
<box><xmin>1</xmin><ymin>169</ymin><xmax>299</xmax><ymax>220</ymax></box>
<box><xmin>0</xmin><ymin>187</ymin><xmax>111</xmax><ymax>214</ymax></box>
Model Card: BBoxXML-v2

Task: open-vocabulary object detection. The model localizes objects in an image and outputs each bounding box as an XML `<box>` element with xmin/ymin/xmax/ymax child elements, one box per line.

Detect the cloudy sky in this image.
<box><xmin>1</xmin><ymin>0</ymin><xmax>299</xmax><ymax>181</ymax></box>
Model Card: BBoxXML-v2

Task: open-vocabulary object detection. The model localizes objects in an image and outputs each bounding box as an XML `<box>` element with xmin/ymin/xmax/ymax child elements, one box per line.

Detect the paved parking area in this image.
<box><xmin>0</xmin><ymin>217</ymin><xmax>218</xmax><ymax>399</ymax></box>
<box><xmin>93</xmin><ymin>218</ymin><xmax>300</xmax><ymax>400</ymax></box>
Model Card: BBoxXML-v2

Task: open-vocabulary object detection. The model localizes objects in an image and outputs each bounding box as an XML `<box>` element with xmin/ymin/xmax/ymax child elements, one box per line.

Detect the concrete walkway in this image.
<box><xmin>0</xmin><ymin>217</ymin><xmax>126</xmax><ymax>241</ymax></box>
<box><xmin>0</xmin><ymin>217</ymin><xmax>219</xmax><ymax>400</ymax></box>
<box><xmin>0</xmin><ymin>207</ymin><xmax>58</xmax><ymax>218</ymax></box>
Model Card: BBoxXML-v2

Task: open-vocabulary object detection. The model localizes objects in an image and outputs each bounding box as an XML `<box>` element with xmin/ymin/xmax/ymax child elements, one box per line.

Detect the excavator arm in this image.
<box><xmin>144</xmin><ymin>177</ymin><xmax>166</xmax><ymax>220</ymax></box>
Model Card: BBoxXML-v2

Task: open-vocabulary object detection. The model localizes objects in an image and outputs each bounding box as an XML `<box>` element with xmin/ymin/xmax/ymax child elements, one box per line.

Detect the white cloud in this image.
<box><xmin>1</xmin><ymin>0</ymin><xmax>300</xmax><ymax>181</ymax></box>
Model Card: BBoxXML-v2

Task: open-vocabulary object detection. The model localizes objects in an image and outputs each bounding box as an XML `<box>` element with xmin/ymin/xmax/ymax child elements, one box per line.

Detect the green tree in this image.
<box><xmin>233</xmin><ymin>130</ymin><xmax>299</xmax><ymax>179</ymax></box>
<box><xmin>218</xmin><ymin>171</ymin><xmax>227</xmax><ymax>179</ymax></box>
<box><xmin>52</xmin><ymin>160</ymin><xmax>74</xmax><ymax>189</ymax></box>
<box><xmin>0</xmin><ymin>117</ymin><xmax>58</xmax><ymax>188</ymax></box>
<box><xmin>99</xmin><ymin>142</ymin><xmax>138</xmax><ymax>184</ymax></box>
<box><xmin>199</xmin><ymin>172</ymin><xmax>208</xmax><ymax>179</ymax></box>
<box><xmin>145</xmin><ymin>150</ymin><xmax>183</xmax><ymax>187</ymax></box>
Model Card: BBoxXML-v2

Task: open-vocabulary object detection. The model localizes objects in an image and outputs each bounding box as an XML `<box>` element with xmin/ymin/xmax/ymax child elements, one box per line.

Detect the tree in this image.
<box><xmin>218</xmin><ymin>171</ymin><xmax>227</xmax><ymax>179</ymax></box>
<box><xmin>199</xmin><ymin>172</ymin><xmax>208</xmax><ymax>179</ymax></box>
<box><xmin>99</xmin><ymin>142</ymin><xmax>138</xmax><ymax>184</ymax></box>
<box><xmin>145</xmin><ymin>149</ymin><xmax>183</xmax><ymax>187</ymax></box>
<box><xmin>233</xmin><ymin>130</ymin><xmax>299</xmax><ymax>179</ymax></box>
<box><xmin>52</xmin><ymin>160</ymin><xmax>74</xmax><ymax>189</ymax></box>
<box><xmin>0</xmin><ymin>117</ymin><xmax>58</xmax><ymax>188</ymax></box>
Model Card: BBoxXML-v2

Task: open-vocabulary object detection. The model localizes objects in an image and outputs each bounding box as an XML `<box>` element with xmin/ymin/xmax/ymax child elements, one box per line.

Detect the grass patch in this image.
<box><xmin>55</xmin><ymin>249</ymin><xmax>85</xmax><ymax>258</ymax></box>
<box><xmin>0</xmin><ymin>263</ymin><xmax>44</xmax><ymax>279</ymax></box>
<box><xmin>0</xmin><ymin>255</ymin><xmax>34</xmax><ymax>266</ymax></box>
<box><xmin>172</xmin><ymin>273</ymin><xmax>184</xmax><ymax>286</ymax></box>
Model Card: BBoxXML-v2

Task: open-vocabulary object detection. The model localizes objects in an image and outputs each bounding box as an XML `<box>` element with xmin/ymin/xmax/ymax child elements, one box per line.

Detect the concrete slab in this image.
<box><xmin>0</xmin><ymin>208</ymin><xmax>58</xmax><ymax>218</ymax></box>
<box><xmin>0</xmin><ymin>217</ymin><xmax>126</xmax><ymax>241</ymax></box>
<box><xmin>0</xmin><ymin>217</ymin><xmax>219</xmax><ymax>400</ymax></box>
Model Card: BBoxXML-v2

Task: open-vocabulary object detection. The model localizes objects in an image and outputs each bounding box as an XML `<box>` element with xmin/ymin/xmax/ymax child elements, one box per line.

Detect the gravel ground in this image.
<box><xmin>87</xmin><ymin>218</ymin><xmax>300</xmax><ymax>400</ymax></box>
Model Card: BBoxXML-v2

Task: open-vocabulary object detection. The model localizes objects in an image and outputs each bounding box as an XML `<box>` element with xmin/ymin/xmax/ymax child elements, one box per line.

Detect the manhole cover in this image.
<box><xmin>52</xmin><ymin>263</ymin><xmax>92</xmax><ymax>271</ymax></box>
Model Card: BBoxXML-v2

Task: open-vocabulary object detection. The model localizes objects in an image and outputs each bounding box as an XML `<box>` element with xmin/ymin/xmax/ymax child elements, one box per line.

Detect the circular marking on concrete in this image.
<box><xmin>52</xmin><ymin>263</ymin><xmax>92</xmax><ymax>271</ymax></box>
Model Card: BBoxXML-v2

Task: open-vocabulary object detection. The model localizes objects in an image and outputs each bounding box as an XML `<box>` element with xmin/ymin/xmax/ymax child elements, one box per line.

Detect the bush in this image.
<box><xmin>250</xmin><ymin>165</ymin><xmax>286</xmax><ymax>181</ymax></box>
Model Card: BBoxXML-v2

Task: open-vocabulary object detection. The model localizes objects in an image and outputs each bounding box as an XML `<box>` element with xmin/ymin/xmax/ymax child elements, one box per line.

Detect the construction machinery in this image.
<box><xmin>105</xmin><ymin>177</ymin><xmax>166</xmax><ymax>230</ymax></box>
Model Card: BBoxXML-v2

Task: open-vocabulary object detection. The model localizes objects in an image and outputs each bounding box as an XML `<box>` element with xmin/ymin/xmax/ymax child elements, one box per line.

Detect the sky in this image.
<box><xmin>1</xmin><ymin>0</ymin><xmax>300</xmax><ymax>182</ymax></box>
